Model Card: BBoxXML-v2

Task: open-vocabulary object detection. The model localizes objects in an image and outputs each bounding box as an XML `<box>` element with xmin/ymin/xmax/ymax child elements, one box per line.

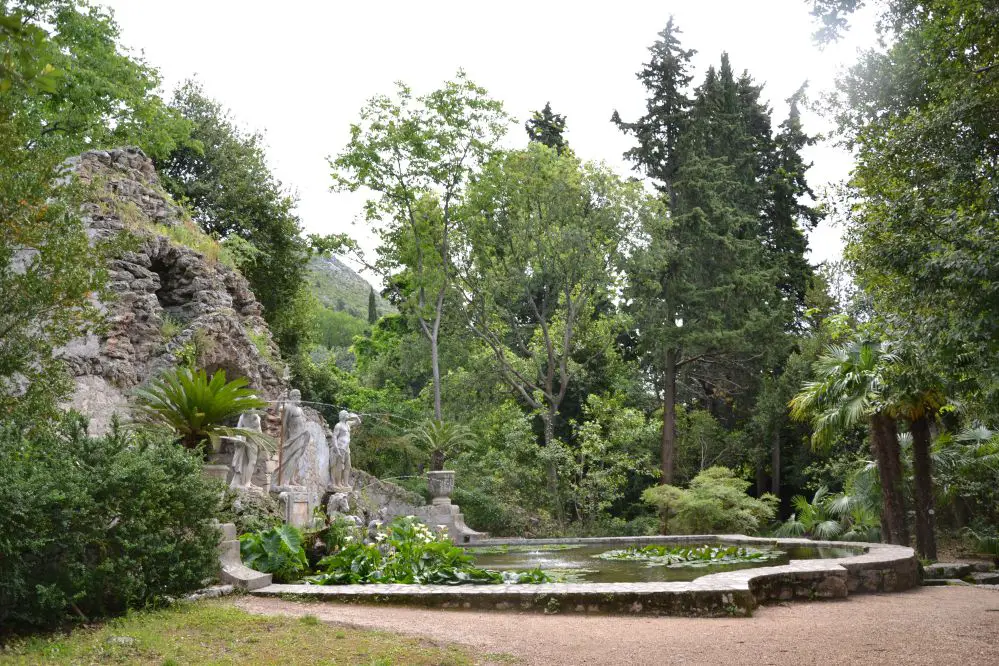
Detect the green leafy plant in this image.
<box><xmin>597</xmin><ymin>544</ymin><xmax>780</xmax><ymax>567</ymax></box>
<box><xmin>0</xmin><ymin>415</ymin><xmax>220</xmax><ymax>632</ymax></box>
<box><xmin>239</xmin><ymin>524</ymin><xmax>309</xmax><ymax>583</ymax></box>
<box><xmin>407</xmin><ymin>419</ymin><xmax>476</xmax><ymax>471</ymax></box>
<box><xmin>132</xmin><ymin>367</ymin><xmax>272</xmax><ymax>457</ymax></box>
<box><xmin>306</xmin><ymin>516</ymin><xmax>549</xmax><ymax>585</ymax></box>
<box><xmin>641</xmin><ymin>466</ymin><xmax>778</xmax><ymax>535</ymax></box>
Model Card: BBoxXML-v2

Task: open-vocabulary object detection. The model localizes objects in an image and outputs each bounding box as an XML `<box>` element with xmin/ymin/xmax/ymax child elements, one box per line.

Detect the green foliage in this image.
<box><xmin>330</xmin><ymin>71</ymin><xmax>509</xmax><ymax>420</ymax></box>
<box><xmin>0</xmin><ymin>7</ymin><xmax>110</xmax><ymax>425</ymax></box>
<box><xmin>239</xmin><ymin>524</ymin><xmax>309</xmax><ymax>583</ymax></box>
<box><xmin>314</xmin><ymin>305</ymin><xmax>367</xmax><ymax>350</ymax></box>
<box><xmin>598</xmin><ymin>544</ymin><xmax>779</xmax><ymax>566</ymax></box>
<box><xmin>642</xmin><ymin>467</ymin><xmax>778</xmax><ymax>535</ymax></box>
<box><xmin>776</xmin><ymin>485</ymin><xmax>880</xmax><ymax>542</ymax></box>
<box><xmin>307</xmin><ymin>516</ymin><xmax>549</xmax><ymax>585</ymax></box>
<box><xmin>132</xmin><ymin>367</ymin><xmax>271</xmax><ymax>456</ymax></box>
<box><xmin>825</xmin><ymin>0</ymin><xmax>999</xmax><ymax>413</ymax></box>
<box><xmin>525</xmin><ymin>101</ymin><xmax>570</xmax><ymax>155</ymax></box>
<box><xmin>0</xmin><ymin>416</ymin><xmax>220</xmax><ymax>632</ymax></box>
<box><xmin>3</xmin><ymin>0</ymin><xmax>191</xmax><ymax>160</ymax></box>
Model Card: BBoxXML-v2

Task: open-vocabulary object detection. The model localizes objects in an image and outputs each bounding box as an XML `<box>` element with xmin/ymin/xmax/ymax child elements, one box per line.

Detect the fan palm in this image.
<box><xmin>133</xmin><ymin>368</ymin><xmax>273</xmax><ymax>458</ymax></box>
<box><xmin>789</xmin><ymin>340</ymin><xmax>908</xmax><ymax>545</ymax></box>
<box><xmin>407</xmin><ymin>419</ymin><xmax>476</xmax><ymax>471</ymax></box>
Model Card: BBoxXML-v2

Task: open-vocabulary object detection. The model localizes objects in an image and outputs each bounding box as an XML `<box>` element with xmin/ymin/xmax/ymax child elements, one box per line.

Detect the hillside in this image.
<box><xmin>307</xmin><ymin>256</ymin><xmax>394</xmax><ymax>320</ymax></box>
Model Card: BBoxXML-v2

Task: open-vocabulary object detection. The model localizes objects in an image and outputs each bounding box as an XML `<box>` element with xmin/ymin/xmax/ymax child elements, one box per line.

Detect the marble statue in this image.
<box><xmin>330</xmin><ymin>409</ymin><xmax>360</xmax><ymax>490</ymax></box>
<box><xmin>229</xmin><ymin>409</ymin><xmax>263</xmax><ymax>489</ymax></box>
<box><xmin>279</xmin><ymin>389</ymin><xmax>312</xmax><ymax>486</ymax></box>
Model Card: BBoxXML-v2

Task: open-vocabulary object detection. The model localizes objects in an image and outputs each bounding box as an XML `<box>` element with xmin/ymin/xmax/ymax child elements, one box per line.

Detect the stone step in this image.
<box><xmin>922</xmin><ymin>578</ymin><xmax>971</xmax><ymax>586</ymax></box>
<box><xmin>923</xmin><ymin>562</ymin><xmax>973</xmax><ymax>579</ymax></box>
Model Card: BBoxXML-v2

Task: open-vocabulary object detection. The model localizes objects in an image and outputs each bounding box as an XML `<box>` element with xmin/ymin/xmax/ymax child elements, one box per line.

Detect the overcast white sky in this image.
<box><xmin>103</xmin><ymin>0</ymin><xmax>876</xmax><ymax>270</ymax></box>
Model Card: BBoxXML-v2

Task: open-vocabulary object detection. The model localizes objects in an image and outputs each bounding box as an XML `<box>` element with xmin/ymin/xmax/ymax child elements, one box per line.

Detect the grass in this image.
<box><xmin>0</xmin><ymin>600</ymin><xmax>492</xmax><ymax>665</ymax></box>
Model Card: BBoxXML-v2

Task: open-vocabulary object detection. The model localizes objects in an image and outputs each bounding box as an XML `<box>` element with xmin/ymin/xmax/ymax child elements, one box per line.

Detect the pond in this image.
<box><xmin>466</xmin><ymin>542</ymin><xmax>863</xmax><ymax>584</ymax></box>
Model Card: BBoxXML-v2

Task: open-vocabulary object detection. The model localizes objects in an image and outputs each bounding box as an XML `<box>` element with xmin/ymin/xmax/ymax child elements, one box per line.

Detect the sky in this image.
<box><xmin>103</xmin><ymin>0</ymin><xmax>877</xmax><ymax>271</ymax></box>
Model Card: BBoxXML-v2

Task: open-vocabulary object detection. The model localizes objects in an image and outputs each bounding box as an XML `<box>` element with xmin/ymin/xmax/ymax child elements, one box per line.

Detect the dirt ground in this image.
<box><xmin>236</xmin><ymin>585</ymin><xmax>999</xmax><ymax>665</ymax></box>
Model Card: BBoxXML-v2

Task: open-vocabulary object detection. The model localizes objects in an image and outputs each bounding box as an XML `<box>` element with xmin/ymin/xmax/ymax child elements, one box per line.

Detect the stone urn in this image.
<box><xmin>427</xmin><ymin>470</ymin><xmax>455</xmax><ymax>506</ymax></box>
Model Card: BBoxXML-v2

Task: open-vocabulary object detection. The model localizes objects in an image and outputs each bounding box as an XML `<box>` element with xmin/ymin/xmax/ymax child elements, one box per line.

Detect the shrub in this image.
<box><xmin>641</xmin><ymin>466</ymin><xmax>778</xmax><ymax>535</ymax></box>
<box><xmin>0</xmin><ymin>416</ymin><xmax>220</xmax><ymax>632</ymax></box>
<box><xmin>132</xmin><ymin>367</ymin><xmax>271</xmax><ymax>457</ymax></box>
<box><xmin>239</xmin><ymin>524</ymin><xmax>309</xmax><ymax>583</ymax></box>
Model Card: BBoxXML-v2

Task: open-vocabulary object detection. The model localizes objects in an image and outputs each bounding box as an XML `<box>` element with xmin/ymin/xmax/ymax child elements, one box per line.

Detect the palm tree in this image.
<box><xmin>133</xmin><ymin>368</ymin><xmax>272</xmax><ymax>458</ymax></box>
<box><xmin>790</xmin><ymin>340</ymin><xmax>909</xmax><ymax>545</ymax></box>
<box><xmin>407</xmin><ymin>419</ymin><xmax>475</xmax><ymax>471</ymax></box>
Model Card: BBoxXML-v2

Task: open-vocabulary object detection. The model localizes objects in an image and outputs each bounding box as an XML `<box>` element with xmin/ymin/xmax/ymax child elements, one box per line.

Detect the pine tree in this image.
<box><xmin>525</xmin><ymin>102</ymin><xmax>569</xmax><ymax>155</ymax></box>
<box><xmin>612</xmin><ymin>16</ymin><xmax>695</xmax><ymax>206</ymax></box>
<box><xmin>619</xmin><ymin>42</ymin><xmax>818</xmax><ymax>484</ymax></box>
<box><xmin>367</xmin><ymin>287</ymin><xmax>378</xmax><ymax>325</ymax></box>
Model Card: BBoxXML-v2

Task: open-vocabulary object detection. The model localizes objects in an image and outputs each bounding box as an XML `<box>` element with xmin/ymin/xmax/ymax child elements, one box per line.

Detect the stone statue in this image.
<box><xmin>229</xmin><ymin>409</ymin><xmax>262</xmax><ymax>489</ymax></box>
<box><xmin>279</xmin><ymin>389</ymin><xmax>312</xmax><ymax>486</ymax></box>
<box><xmin>330</xmin><ymin>409</ymin><xmax>360</xmax><ymax>490</ymax></box>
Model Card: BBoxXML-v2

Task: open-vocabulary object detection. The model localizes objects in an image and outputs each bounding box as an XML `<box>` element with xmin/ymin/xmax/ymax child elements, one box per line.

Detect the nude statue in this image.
<box><xmin>229</xmin><ymin>410</ymin><xmax>263</xmax><ymax>489</ymax></box>
<box><xmin>279</xmin><ymin>389</ymin><xmax>312</xmax><ymax>486</ymax></box>
<box><xmin>330</xmin><ymin>409</ymin><xmax>360</xmax><ymax>489</ymax></box>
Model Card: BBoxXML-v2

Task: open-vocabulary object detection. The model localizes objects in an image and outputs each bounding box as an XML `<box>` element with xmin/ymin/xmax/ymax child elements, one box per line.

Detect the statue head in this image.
<box><xmin>339</xmin><ymin>409</ymin><xmax>349</xmax><ymax>423</ymax></box>
<box><xmin>288</xmin><ymin>389</ymin><xmax>301</xmax><ymax>404</ymax></box>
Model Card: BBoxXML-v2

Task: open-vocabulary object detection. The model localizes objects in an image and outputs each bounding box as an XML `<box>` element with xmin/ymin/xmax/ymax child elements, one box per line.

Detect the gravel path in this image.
<box><xmin>236</xmin><ymin>586</ymin><xmax>999</xmax><ymax>665</ymax></box>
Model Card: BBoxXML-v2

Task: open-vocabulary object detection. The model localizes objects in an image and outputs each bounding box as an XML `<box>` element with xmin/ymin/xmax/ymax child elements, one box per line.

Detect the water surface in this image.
<box><xmin>468</xmin><ymin>543</ymin><xmax>861</xmax><ymax>584</ymax></box>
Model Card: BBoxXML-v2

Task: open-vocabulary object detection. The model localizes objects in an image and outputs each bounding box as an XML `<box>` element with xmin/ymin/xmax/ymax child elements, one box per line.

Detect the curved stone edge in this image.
<box><xmin>246</xmin><ymin>535</ymin><xmax>918</xmax><ymax>615</ymax></box>
<box><xmin>218</xmin><ymin>522</ymin><xmax>272</xmax><ymax>591</ymax></box>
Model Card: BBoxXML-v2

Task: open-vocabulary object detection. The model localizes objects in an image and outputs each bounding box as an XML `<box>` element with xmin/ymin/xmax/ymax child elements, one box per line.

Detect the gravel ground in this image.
<box><xmin>236</xmin><ymin>586</ymin><xmax>999</xmax><ymax>665</ymax></box>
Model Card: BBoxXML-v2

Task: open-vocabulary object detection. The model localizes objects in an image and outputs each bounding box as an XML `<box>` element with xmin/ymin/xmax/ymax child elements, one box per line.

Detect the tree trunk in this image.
<box><xmin>910</xmin><ymin>415</ymin><xmax>938</xmax><ymax>559</ymax></box>
<box><xmin>661</xmin><ymin>349</ymin><xmax>677</xmax><ymax>485</ymax></box>
<box><xmin>870</xmin><ymin>413</ymin><xmax>908</xmax><ymax>545</ymax></box>
<box><xmin>542</xmin><ymin>411</ymin><xmax>564</xmax><ymax>526</ymax></box>
<box><xmin>771</xmin><ymin>428</ymin><xmax>781</xmax><ymax>496</ymax></box>
<box><xmin>430</xmin><ymin>331</ymin><xmax>442</xmax><ymax>421</ymax></box>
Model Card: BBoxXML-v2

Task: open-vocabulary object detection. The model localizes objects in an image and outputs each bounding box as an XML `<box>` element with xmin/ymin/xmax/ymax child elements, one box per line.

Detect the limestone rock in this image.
<box><xmin>58</xmin><ymin>147</ymin><xmax>285</xmax><ymax>434</ymax></box>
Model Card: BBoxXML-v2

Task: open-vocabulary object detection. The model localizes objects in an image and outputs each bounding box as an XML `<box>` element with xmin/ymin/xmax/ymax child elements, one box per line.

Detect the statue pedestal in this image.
<box><xmin>202</xmin><ymin>464</ymin><xmax>230</xmax><ymax>484</ymax></box>
<box><xmin>271</xmin><ymin>485</ymin><xmax>318</xmax><ymax>528</ymax></box>
<box><xmin>415</xmin><ymin>502</ymin><xmax>488</xmax><ymax>545</ymax></box>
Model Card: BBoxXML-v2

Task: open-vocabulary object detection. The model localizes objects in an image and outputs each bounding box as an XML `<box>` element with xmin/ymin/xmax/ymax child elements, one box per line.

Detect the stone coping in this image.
<box><xmin>249</xmin><ymin>535</ymin><xmax>919</xmax><ymax>616</ymax></box>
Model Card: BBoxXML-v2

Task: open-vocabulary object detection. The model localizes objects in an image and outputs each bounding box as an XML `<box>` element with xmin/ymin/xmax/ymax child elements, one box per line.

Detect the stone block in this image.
<box><xmin>923</xmin><ymin>562</ymin><xmax>972</xmax><ymax>579</ymax></box>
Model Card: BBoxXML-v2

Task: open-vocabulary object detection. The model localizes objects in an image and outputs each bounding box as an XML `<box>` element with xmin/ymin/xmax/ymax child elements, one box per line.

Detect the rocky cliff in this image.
<box><xmin>60</xmin><ymin>147</ymin><xmax>286</xmax><ymax>434</ymax></box>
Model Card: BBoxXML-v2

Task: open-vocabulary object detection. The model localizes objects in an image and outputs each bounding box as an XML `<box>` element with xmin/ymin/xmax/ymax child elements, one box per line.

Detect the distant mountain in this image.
<box><xmin>307</xmin><ymin>255</ymin><xmax>394</xmax><ymax>319</ymax></box>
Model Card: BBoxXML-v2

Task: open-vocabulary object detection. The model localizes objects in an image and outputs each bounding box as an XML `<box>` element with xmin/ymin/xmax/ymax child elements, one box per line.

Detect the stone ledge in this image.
<box><xmin>247</xmin><ymin>536</ymin><xmax>918</xmax><ymax>616</ymax></box>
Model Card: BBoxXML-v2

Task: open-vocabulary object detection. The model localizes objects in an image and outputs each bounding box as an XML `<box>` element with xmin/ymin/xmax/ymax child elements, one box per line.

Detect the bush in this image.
<box><xmin>641</xmin><ymin>466</ymin><xmax>778</xmax><ymax>535</ymax></box>
<box><xmin>239</xmin><ymin>524</ymin><xmax>309</xmax><ymax>583</ymax></box>
<box><xmin>0</xmin><ymin>416</ymin><xmax>220</xmax><ymax>632</ymax></box>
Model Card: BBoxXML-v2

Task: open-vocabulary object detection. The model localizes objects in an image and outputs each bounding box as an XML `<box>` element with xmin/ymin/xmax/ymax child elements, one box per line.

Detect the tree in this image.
<box><xmin>611</xmin><ymin>16</ymin><xmax>694</xmax><ymax>206</ymax></box>
<box><xmin>4</xmin><ymin>0</ymin><xmax>190</xmax><ymax>160</ymax></box>
<box><xmin>367</xmin><ymin>287</ymin><xmax>378</xmax><ymax>324</ymax></box>
<box><xmin>0</xmin><ymin>6</ymin><xmax>108</xmax><ymax>424</ymax></box>
<box><xmin>622</xmin><ymin>52</ymin><xmax>784</xmax><ymax>484</ymax></box>
<box><xmin>330</xmin><ymin>72</ymin><xmax>508</xmax><ymax>422</ymax></box>
<box><xmin>525</xmin><ymin>102</ymin><xmax>569</xmax><ymax>155</ymax></box>
<box><xmin>460</xmin><ymin>145</ymin><xmax>642</xmax><ymax>454</ymax></box>
<box><xmin>790</xmin><ymin>340</ymin><xmax>909</xmax><ymax>546</ymax></box>
<box><xmin>158</xmin><ymin>81</ymin><xmax>312</xmax><ymax>356</ymax></box>
<box><xmin>815</xmin><ymin>0</ymin><xmax>999</xmax><ymax>414</ymax></box>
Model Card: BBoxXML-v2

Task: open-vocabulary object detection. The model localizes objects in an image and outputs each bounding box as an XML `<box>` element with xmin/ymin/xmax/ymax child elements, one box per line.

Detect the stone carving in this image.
<box><xmin>330</xmin><ymin>410</ymin><xmax>360</xmax><ymax>490</ymax></box>
<box><xmin>279</xmin><ymin>390</ymin><xmax>312</xmax><ymax>486</ymax></box>
<box><xmin>229</xmin><ymin>410</ymin><xmax>263</xmax><ymax>489</ymax></box>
